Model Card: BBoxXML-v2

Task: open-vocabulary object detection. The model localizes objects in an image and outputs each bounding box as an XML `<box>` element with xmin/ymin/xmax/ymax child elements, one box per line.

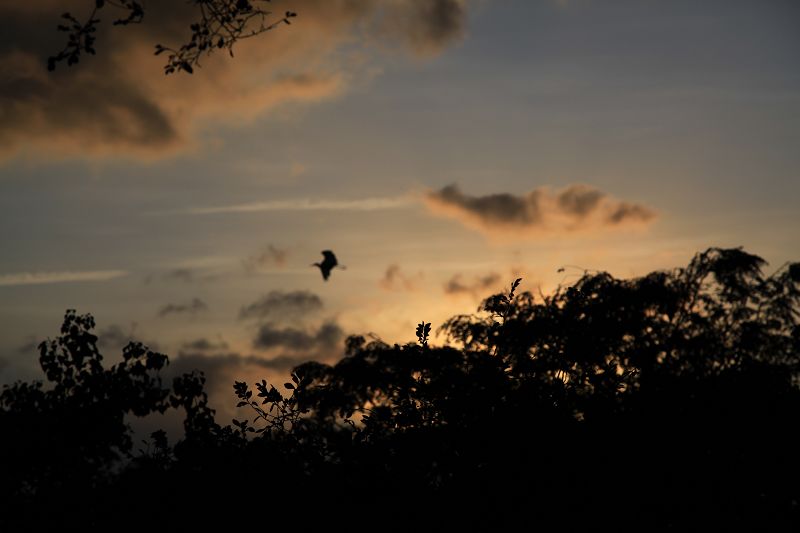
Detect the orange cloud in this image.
<box><xmin>423</xmin><ymin>183</ymin><xmax>657</xmax><ymax>238</ymax></box>
<box><xmin>0</xmin><ymin>0</ymin><xmax>468</xmax><ymax>161</ymax></box>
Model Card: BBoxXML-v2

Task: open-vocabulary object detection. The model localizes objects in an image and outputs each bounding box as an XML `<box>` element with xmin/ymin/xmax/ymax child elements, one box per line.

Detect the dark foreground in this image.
<box><xmin>2</xmin><ymin>248</ymin><xmax>799</xmax><ymax>531</ymax></box>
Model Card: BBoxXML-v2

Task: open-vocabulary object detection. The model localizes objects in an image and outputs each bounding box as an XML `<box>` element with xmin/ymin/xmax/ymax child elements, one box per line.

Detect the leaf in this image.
<box><xmin>789</xmin><ymin>263</ymin><xmax>800</xmax><ymax>283</ymax></box>
<box><xmin>284</xmin><ymin>383</ymin><xmax>295</xmax><ymax>390</ymax></box>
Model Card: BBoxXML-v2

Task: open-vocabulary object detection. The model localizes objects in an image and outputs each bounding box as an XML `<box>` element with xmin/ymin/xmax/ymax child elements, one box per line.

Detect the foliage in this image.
<box><xmin>1</xmin><ymin>247</ymin><xmax>799</xmax><ymax>530</ymax></box>
<box><xmin>48</xmin><ymin>1</ymin><xmax>297</xmax><ymax>74</ymax></box>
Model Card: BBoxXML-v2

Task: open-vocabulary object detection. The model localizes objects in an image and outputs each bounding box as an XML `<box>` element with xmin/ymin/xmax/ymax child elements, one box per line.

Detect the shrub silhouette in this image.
<box><xmin>1</xmin><ymin>247</ymin><xmax>799</xmax><ymax>531</ymax></box>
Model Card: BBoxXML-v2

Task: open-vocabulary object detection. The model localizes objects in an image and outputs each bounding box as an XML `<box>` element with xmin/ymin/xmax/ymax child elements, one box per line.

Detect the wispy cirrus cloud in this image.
<box><xmin>151</xmin><ymin>196</ymin><xmax>414</xmax><ymax>216</ymax></box>
<box><xmin>0</xmin><ymin>270</ymin><xmax>127</xmax><ymax>287</ymax></box>
<box><xmin>424</xmin><ymin>184</ymin><xmax>656</xmax><ymax>238</ymax></box>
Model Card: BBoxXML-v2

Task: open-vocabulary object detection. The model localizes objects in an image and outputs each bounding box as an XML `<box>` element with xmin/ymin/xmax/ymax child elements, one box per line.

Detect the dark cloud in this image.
<box><xmin>557</xmin><ymin>185</ymin><xmax>605</xmax><ymax>217</ymax></box>
<box><xmin>144</xmin><ymin>268</ymin><xmax>219</xmax><ymax>285</ymax></box>
<box><xmin>379</xmin><ymin>263</ymin><xmax>423</xmax><ymax>291</ymax></box>
<box><xmin>163</xmin><ymin>268</ymin><xmax>194</xmax><ymax>283</ymax></box>
<box><xmin>97</xmin><ymin>324</ymin><xmax>134</xmax><ymax>351</ymax></box>
<box><xmin>239</xmin><ymin>290</ymin><xmax>323</xmax><ymax>322</ymax></box>
<box><xmin>444</xmin><ymin>272</ymin><xmax>501</xmax><ymax>296</ymax></box>
<box><xmin>379</xmin><ymin>0</ymin><xmax>466</xmax><ymax>56</ymax></box>
<box><xmin>0</xmin><ymin>49</ymin><xmax>178</xmax><ymax>159</ymax></box>
<box><xmin>0</xmin><ymin>0</ymin><xmax>468</xmax><ymax>161</ymax></box>
<box><xmin>173</xmin><ymin>346</ymin><xmax>343</xmax><ymax>383</ymax></box>
<box><xmin>157</xmin><ymin>297</ymin><xmax>208</xmax><ymax>318</ymax></box>
<box><xmin>243</xmin><ymin>244</ymin><xmax>289</xmax><ymax>272</ymax></box>
<box><xmin>253</xmin><ymin>322</ymin><xmax>344</xmax><ymax>352</ymax></box>
<box><xmin>607</xmin><ymin>202</ymin><xmax>656</xmax><ymax>225</ymax></box>
<box><xmin>428</xmin><ymin>184</ymin><xmax>543</xmax><ymax>226</ymax></box>
<box><xmin>17</xmin><ymin>336</ymin><xmax>40</xmax><ymax>355</ymax></box>
<box><xmin>180</xmin><ymin>337</ymin><xmax>229</xmax><ymax>352</ymax></box>
<box><xmin>0</xmin><ymin>355</ymin><xmax>8</xmax><ymax>373</ymax></box>
<box><xmin>170</xmin><ymin>352</ymin><xmax>301</xmax><ymax>378</ymax></box>
<box><xmin>96</xmin><ymin>324</ymin><xmax>161</xmax><ymax>353</ymax></box>
<box><xmin>424</xmin><ymin>183</ymin><xmax>656</xmax><ymax>237</ymax></box>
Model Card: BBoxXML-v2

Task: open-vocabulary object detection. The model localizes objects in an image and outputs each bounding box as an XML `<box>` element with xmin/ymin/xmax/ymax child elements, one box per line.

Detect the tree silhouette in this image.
<box><xmin>2</xmin><ymin>247</ymin><xmax>799</xmax><ymax>530</ymax></box>
<box><xmin>48</xmin><ymin>0</ymin><xmax>297</xmax><ymax>74</ymax></box>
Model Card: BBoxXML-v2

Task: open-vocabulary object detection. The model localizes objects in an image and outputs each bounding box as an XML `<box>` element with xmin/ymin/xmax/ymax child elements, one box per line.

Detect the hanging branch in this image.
<box><xmin>48</xmin><ymin>1</ymin><xmax>296</xmax><ymax>75</ymax></box>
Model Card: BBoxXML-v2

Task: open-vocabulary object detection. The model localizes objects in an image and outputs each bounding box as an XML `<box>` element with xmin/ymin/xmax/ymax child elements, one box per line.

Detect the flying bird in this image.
<box><xmin>312</xmin><ymin>250</ymin><xmax>344</xmax><ymax>281</ymax></box>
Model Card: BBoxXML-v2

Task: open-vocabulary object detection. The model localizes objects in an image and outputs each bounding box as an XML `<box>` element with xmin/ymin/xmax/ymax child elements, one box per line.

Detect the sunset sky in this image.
<box><xmin>1</xmin><ymin>0</ymin><xmax>798</xmax><ymax>419</ymax></box>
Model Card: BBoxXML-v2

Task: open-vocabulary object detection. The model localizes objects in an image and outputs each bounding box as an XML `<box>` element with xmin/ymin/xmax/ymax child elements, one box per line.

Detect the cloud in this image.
<box><xmin>243</xmin><ymin>244</ymin><xmax>289</xmax><ymax>273</ymax></box>
<box><xmin>444</xmin><ymin>272</ymin><xmax>501</xmax><ymax>297</ymax></box>
<box><xmin>0</xmin><ymin>0</ymin><xmax>468</xmax><ymax>161</ymax></box>
<box><xmin>180</xmin><ymin>338</ymin><xmax>229</xmax><ymax>352</ymax></box>
<box><xmin>157</xmin><ymin>297</ymin><xmax>208</xmax><ymax>318</ymax></box>
<box><xmin>378</xmin><ymin>0</ymin><xmax>467</xmax><ymax>56</ymax></box>
<box><xmin>144</xmin><ymin>267</ymin><xmax>220</xmax><ymax>284</ymax></box>
<box><xmin>163</xmin><ymin>268</ymin><xmax>194</xmax><ymax>283</ymax></box>
<box><xmin>253</xmin><ymin>322</ymin><xmax>344</xmax><ymax>353</ymax></box>
<box><xmin>423</xmin><ymin>184</ymin><xmax>656</xmax><ymax>237</ymax></box>
<box><xmin>153</xmin><ymin>196</ymin><xmax>414</xmax><ymax>216</ymax></box>
<box><xmin>239</xmin><ymin>290</ymin><xmax>343</xmax><ymax>359</ymax></box>
<box><xmin>379</xmin><ymin>263</ymin><xmax>423</xmax><ymax>291</ymax></box>
<box><xmin>94</xmin><ymin>323</ymin><xmax>160</xmax><ymax>353</ymax></box>
<box><xmin>239</xmin><ymin>290</ymin><xmax>324</xmax><ymax>322</ymax></box>
<box><xmin>17</xmin><ymin>336</ymin><xmax>40</xmax><ymax>355</ymax></box>
<box><xmin>607</xmin><ymin>202</ymin><xmax>656</xmax><ymax>225</ymax></box>
<box><xmin>97</xmin><ymin>324</ymin><xmax>135</xmax><ymax>351</ymax></box>
<box><xmin>557</xmin><ymin>185</ymin><xmax>605</xmax><ymax>218</ymax></box>
<box><xmin>170</xmin><ymin>352</ymin><xmax>304</xmax><ymax>378</ymax></box>
<box><xmin>0</xmin><ymin>270</ymin><xmax>127</xmax><ymax>286</ymax></box>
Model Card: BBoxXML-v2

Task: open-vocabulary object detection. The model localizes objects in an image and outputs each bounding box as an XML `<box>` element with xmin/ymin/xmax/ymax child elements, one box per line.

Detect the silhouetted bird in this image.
<box><xmin>312</xmin><ymin>250</ymin><xmax>344</xmax><ymax>281</ymax></box>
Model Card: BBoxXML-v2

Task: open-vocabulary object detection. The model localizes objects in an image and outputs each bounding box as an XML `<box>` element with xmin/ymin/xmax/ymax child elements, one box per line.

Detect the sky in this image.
<box><xmin>1</xmin><ymin>0</ymin><xmax>798</xmax><ymax>422</ymax></box>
